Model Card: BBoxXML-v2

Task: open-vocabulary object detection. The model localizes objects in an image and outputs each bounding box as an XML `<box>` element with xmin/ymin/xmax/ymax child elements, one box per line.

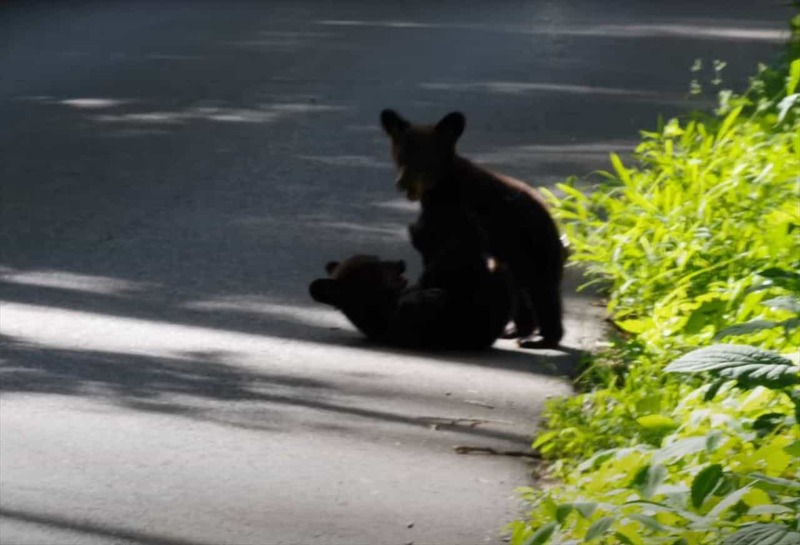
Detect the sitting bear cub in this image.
<box><xmin>380</xmin><ymin>109</ymin><xmax>566</xmax><ymax>348</ymax></box>
<box><xmin>310</xmin><ymin>209</ymin><xmax>514</xmax><ymax>350</ymax></box>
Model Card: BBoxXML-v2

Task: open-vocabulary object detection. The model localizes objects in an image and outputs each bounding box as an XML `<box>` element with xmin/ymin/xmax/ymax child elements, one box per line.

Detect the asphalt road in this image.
<box><xmin>0</xmin><ymin>2</ymin><xmax>791</xmax><ymax>544</ymax></box>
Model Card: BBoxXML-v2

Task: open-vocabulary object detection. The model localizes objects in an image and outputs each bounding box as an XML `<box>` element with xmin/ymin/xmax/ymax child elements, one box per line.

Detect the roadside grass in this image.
<box><xmin>509</xmin><ymin>15</ymin><xmax>800</xmax><ymax>545</ymax></box>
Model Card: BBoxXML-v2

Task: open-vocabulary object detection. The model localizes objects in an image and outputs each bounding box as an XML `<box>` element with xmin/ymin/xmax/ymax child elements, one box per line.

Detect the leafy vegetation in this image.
<box><xmin>509</xmin><ymin>18</ymin><xmax>800</xmax><ymax>545</ymax></box>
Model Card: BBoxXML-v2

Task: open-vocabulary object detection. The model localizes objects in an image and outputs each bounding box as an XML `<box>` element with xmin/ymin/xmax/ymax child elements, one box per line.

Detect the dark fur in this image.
<box><xmin>309</xmin><ymin>211</ymin><xmax>514</xmax><ymax>350</ymax></box>
<box><xmin>310</xmin><ymin>255</ymin><xmax>412</xmax><ymax>343</ymax></box>
<box><xmin>410</xmin><ymin>203</ymin><xmax>515</xmax><ymax>348</ymax></box>
<box><xmin>381</xmin><ymin>109</ymin><xmax>565</xmax><ymax>348</ymax></box>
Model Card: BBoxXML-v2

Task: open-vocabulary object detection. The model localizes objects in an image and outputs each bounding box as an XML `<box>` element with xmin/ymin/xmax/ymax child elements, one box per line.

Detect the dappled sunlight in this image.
<box><xmin>0</xmin><ymin>301</ymin><xmax>572</xmax><ymax>440</ymax></box>
<box><xmin>0</xmin><ymin>336</ymin><xmax>546</xmax><ymax>485</ymax></box>
<box><xmin>298</xmin><ymin>154</ymin><xmax>391</xmax><ymax>169</ymax></box>
<box><xmin>540</xmin><ymin>23</ymin><xmax>787</xmax><ymax>42</ymax></box>
<box><xmin>0</xmin><ymin>302</ymin><xmax>371</xmax><ymax>393</ymax></box>
<box><xmin>231</xmin><ymin>211</ymin><xmax>407</xmax><ymax>232</ymax></box>
<box><xmin>58</xmin><ymin>98</ymin><xmax>133</xmax><ymax>109</ymax></box>
<box><xmin>421</xmin><ymin>80</ymin><xmax>657</xmax><ymax>98</ymax></box>
<box><xmin>314</xmin><ymin>221</ymin><xmax>408</xmax><ymax>242</ymax></box>
<box><xmin>93</xmin><ymin>110</ymin><xmax>191</xmax><ymax>124</ymax></box>
<box><xmin>370</xmin><ymin>198</ymin><xmax>418</xmax><ymax>213</ymax></box>
<box><xmin>233</xmin><ymin>213</ymin><xmax>409</xmax><ymax>243</ymax></box>
<box><xmin>0</xmin><ymin>267</ymin><xmax>156</xmax><ymax>296</ymax></box>
<box><xmin>104</xmin><ymin>128</ymin><xmax>173</xmax><ymax>138</ymax></box>
<box><xmin>419</xmin><ymin>80</ymin><xmax>702</xmax><ymax>108</ymax></box>
<box><xmin>227</xmin><ymin>30</ymin><xmax>336</xmax><ymax>51</ymax></box>
<box><xmin>313</xmin><ymin>18</ymin><xmax>787</xmax><ymax>44</ymax></box>
<box><xmin>0</xmin><ymin>335</ymin><xmax>339</xmax><ymax>434</ymax></box>
<box><xmin>56</xmin><ymin>50</ymin><xmax>205</xmax><ymax>61</ymax></box>
<box><xmin>0</xmin><ymin>301</ymin><xmax>368</xmax><ymax>366</ymax></box>
<box><xmin>474</xmin><ymin>140</ymin><xmax>638</xmax><ymax>170</ymax></box>
<box><xmin>183</xmin><ymin>295</ymin><xmax>346</xmax><ymax>329</ymax></box>
<box><xmin>144</xmin><ymin>53</ymin><xmax>204</xmax><ymax>61</ymax></box>
<box><xmin>18</xmin><ymin>96</ymin><xmax>349</xmax><ymax>127</ymax></box>
<box><xmin>0</xmin><ymin>301</ymin><xmax>574</xmax><ymax>378</ymax></box>
<box><xmin>316</xmin><ymin>19</ymin><xmax>435</xmax><ymax>29</ymax></box>
<box><xmin>92</xmin><ymin>103</ymin><xmax>346</xmax><ymax>126</ymax></box>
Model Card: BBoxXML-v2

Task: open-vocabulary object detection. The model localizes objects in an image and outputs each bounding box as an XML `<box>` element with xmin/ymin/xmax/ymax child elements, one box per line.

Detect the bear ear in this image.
<box><xmin>309</xmin><ymin>278</ymin><xmax>340</xmax><ymax>306</ymax></box>
<box><xmin>435</xmin><ymin>111</ymin><xmax>466</xmax><ymax>142</ymax></box>
<box><xmin>380</xmin><ymin>109</ymin><xmax>410</xmax><ymax>138</ymax></box>
<box><xmin>325</xmin><ymin>261</ymin><xmax>340</xmax><ymax>276</ymax></box>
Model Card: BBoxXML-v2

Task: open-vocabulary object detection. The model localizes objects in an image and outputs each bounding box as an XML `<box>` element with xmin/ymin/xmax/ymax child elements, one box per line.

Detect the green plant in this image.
<box><xmin>511</xmin><ymin>344</ymin><xmax>799</xmax><ymax>545</ymax></box>
<box><xmin>508</xmin><ymin>28</ymin><xmax>800</xmax><ymax>545</ymax></box>
<box><xmin>545</xmin><ymin>95</ymin><xmax>800</xmax><ymax>356</ymax></box>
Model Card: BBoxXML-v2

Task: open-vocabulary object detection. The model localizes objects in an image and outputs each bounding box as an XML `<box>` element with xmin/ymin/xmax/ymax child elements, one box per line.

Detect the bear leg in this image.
<box><xmin>518</xmin><ymin>287</ymin><xmax>563</xmax><ymax>349</ymax></box>
<box><xmin>500</xmin><ymin>288</ymin><xmax>536</xmax><ymax>339</ymax></box>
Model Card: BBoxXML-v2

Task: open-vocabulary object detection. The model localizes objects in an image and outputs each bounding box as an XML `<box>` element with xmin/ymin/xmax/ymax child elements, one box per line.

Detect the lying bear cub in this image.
<box><xmin>309</xmin><ymin>209</ymin><xmax>514</xmax><ymax>350</ymax></box>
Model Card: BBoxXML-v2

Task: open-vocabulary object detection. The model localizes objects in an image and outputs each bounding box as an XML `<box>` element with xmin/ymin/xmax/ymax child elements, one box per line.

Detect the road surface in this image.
<box><xmin>0</xmin><ymin>1</ymin><xmax>790</xmax><ymax>544</ymax></box>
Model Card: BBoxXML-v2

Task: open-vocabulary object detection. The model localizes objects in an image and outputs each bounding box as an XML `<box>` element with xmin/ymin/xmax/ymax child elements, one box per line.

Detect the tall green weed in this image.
<box><xmin>549</xmin><ymin>96</ymin><xmax>799</xmax><ymax>357</ymax></box>
<box><xmin>509</xmin><ymin>21</ymin><xmax>800</xmax><ymax>545</ymax></box>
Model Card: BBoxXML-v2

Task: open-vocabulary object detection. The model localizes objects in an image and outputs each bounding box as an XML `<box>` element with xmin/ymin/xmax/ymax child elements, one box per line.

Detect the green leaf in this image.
<box><xmin>706</xmin><ymin>484</ymin><xmax>752</xmax><ymax>519</ymax></box>
<box><xmin>782</xmin><ymin>317</ymin><xmax>800</xmax><ymax>333</ymax></box>
<box><xmin>522</xmin><ymin>521</ymin><xmax>558</xmax><ymax>545</ymax></box>
<box><xmin>625</xmin><ymin>500</ymin><xmax>703</xmax><ymax>523</ymax></box>
<box><xmin>716</xmin><ymin>105</ymin><xmax>743</xmax><ymax>142</ymax></box>
<box><xmin>577</xmin><ymin>450</ymin><xmax>617</xmax><ymax>472</ymax></box>
<box><xmin>532</xmin><ymin>430</ymin><xmax>559</xmax><ymax>449</ymax></box>
<box><xmin>758</xmin><ymin>268</ymin><xmax>800</xmax><ymax>292</ymax></box>
<box><xmin>652</xmin><ymin>436</ymin><xmax>706</xmax><ymax>464</ymax></box>
<box><xmin>635</xmin><ymin>394</ymin><xmax>662</xmax><ymax>414</ymax></box>
<box><xmin>585</xmin><ymin>516</ymin><xmax>615</xmax><ymax>541</ymax></box>
<box><xmin>703</xmin><ymin>379</ymin><xmax>727</xmax><ymax>402</ymax></box>
<box><xmin>573</xmin><ymin>502</ymin><xmax>599</xmax><ymax>519</ymax></box>
<box><xmin>763</xmin><ymin>296</ymin><xmax>800</xmax><ymax>314</ymax></box>
<box><xmin>787</xmin><ymin>59</ymin><xmax>800</xmax><ymax>94</ymax></box>
<box><xmin>614</xmin><ymin>530</ymin><xmax>636</xmax><ymax>545</ymax></box>
<box><xmin>627</xmin><ymin>513</ymin><xmax>665</xmax><ymax>532</ymax></box>
<box><xmin>749</xmin><ymin>472</ymin><xmax>800</xmax><ymax>490</ymax></box>
<box><xmin>784</xmin><ymin>440</ymin><xmax>800</xmax><ymax>457</ymax></box>
<box><xmin>664</xmin><ymin>344</ymin><xmax>800</xmax><ymax>389</ymax></box>
<box><xmin>616</xmin><ymin>318</ymin><xmax>647</xmax><ymax>334</ymax></box>
<box><xmin>748</xmin><ymin>505</ymin><xmax>793</xmax><ymax>516</ymax></box>
<box><xmin>637</xmin><ymin>414</ymin><xmax>679</xmax><ymax>431</ymax></box>
<box><xmin>555</xmin><ymin>504</ymin><xmax>573</xmax><ymax>525</ymax></box>
<box><xmin>691</xmin><ymin>464</ymin><xmax>723</xmax><ymax>508</ymax></box>
<box><xmin>706</xmin><ymin>429</ymin><xmax>724</xmax><ymax>453</ymax></box>
<box><xmin>684</xmin><ymin>299</ymin><xmax>726</xmax><ymax>334</ymax></box>
<box><xmin>724</xmin><ymin>523</ymin><xmax>800</xmax><ymax>545</ymax></box>
<box><xmin>556</xmin><ymin>182</ymin><xmax>590</xmax><ymax>202</ymax></box>
<box><xmin>609</xmin><ymin>153</ymin><xmax>631</xmax><ymax>185</ymax></box>
<box><xmin>752</xmin><ymin>412</ymin><xmax>787</xmax><ymax>435</ymax></box>
<box><xmin>789</xmin><ymin>388</ymin><xmax>800</xmax><ymax>423</ymax></box>
<box><xmin>631</xmin><ymin>464</ymin><xmax>667</xmax><ymax>499</ymax></box>
<box><xmin>777</xmin><ymin>94</ymin><xmax>799</xmax><ymax>123</ymax></box>
<box><xmin>714</xmin><ymin>320</ymin><xmax>780</xmax><ymax>340</ymax></box>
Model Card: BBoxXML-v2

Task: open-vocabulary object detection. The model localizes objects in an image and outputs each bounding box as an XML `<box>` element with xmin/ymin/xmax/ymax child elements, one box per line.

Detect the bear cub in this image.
<box><xmin>309</xmin><ymin>208</ymin><xmax>514</xmax><ymax>350</ymax></box>
<box><xmin>380</xmin><ymin>109</ymin><xmax>565</xmax><ymax>348</ymax></box>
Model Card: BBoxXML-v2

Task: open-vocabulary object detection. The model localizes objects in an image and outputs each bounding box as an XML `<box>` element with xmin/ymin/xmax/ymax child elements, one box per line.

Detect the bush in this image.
<box><xmin>508</xmin><ymin>22</ymin><xmax>800</xmax><ymax>545</ymax></box>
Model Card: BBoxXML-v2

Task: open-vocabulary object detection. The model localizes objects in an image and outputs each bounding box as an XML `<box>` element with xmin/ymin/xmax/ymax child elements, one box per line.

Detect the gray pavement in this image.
<box><xmin>0</xmin><ymin>1</ymin><xmax>791</xmax><ymax>544</ymax></box>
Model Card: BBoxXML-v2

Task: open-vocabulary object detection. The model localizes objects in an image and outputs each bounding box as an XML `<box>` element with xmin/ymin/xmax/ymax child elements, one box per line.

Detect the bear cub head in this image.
<box><xmin>309</xmin><ymin>255</ymin><xmax>408</xmax><ymax>311</ymax></box>
<box><xmin>380</xmin><ymin>109</ymin><xmax>465</xmax><ymax>201</ymax></box>
<box><xmin>309</xmin><ymin>255</ymin><xmax>410</xmax><ymax>342</ymax></box>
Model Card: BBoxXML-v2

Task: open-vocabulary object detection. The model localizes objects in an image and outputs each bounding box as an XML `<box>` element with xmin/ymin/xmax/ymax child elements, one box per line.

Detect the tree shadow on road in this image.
<box><xmin>0</xmin><ymin>334</ymin><xmax>541</xmax><ymax>446</ymax></box>
<box><xmin>0</xmin><ymin>506</ymin><xmax>213</xmax><ymax>545</ymax></box>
